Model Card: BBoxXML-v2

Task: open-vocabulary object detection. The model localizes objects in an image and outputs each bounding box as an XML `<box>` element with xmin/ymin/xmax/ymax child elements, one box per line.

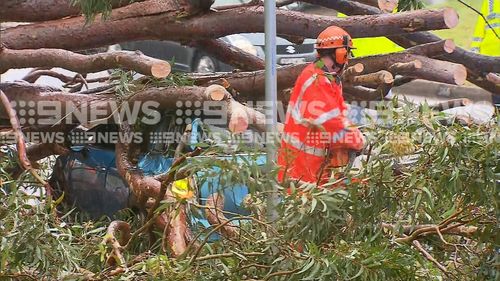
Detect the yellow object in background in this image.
<box><xmin>172</xmin><ymin>178</ymin><xmax>194</xmax><ymax>200</ymax></box>
<box><xmin>471</xmin><ymin>0</ymin><xmax>500</xmax><ymax>56</ymax></box>
<box><xmin>337</xmin><ymin>12</ymin><xmax>404</xmax><ymax>56</ymax></box>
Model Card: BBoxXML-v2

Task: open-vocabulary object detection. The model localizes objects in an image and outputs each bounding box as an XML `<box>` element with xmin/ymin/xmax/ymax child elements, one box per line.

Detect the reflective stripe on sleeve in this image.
<box><xmin>472</xmin><ymin>37</ymin><xmax>483</xmax><ymax>42</ymax></box>
<box><xmin>291</xmin><ymin>74</ymin><xmax>318</xmax><ymax>123</ymax></box>
<box><xmin>471</xmin><ymin>47</ymin><xmax>480</xmax><ymax>53</ymax></box>
<box><xmin>282</xmin><ymin>133</ymin><xmax>327</xmax><ymax>157</ymax></box>
<box><xmin>291</xmin><ymin>73</ymin><xmax>343</xmax><ymax>126</ymax></box>
<box><xmin>310</xmin><ymin>108</ymin><xmax>341</xmax><ymax>126</ymax></box>
<box><xmin>487</xmin><ymin>13</ymin><xmax>500</xmax><ymax>20</ymax></box>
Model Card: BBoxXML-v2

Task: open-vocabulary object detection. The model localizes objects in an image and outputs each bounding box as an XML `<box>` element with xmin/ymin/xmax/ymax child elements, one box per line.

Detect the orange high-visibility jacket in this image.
<box><xmin>277</xmin><ymin>62</ymin><xmax>364</xmax><ymax>184</ymax></box>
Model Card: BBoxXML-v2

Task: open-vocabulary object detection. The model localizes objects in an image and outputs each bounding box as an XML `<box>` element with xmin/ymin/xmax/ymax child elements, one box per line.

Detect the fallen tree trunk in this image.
<box><xmin>0</xmin><ymin>82</ymin><xmax>275</xmax><ymax>133</ymax></box>
<box><xmin>303</xmin><ymin>0</ymin><xmax>500</xmax><ymax>93</ymax></box>
<box><xmin>352</xmin><ymin>53</ymin><xmax>466</xmax><ymax>85</ymax></box>
<box><xmin>0</xmin><ymin>47</ymin><xmax>171</xmax><ymax>78</ymax></box>
<box><xmin>0</xmin><ymin>0</ymin><xmax>138</xmax><ymax>22</ymax></box>
<box><xmin>191</xmin><ymin>39</ymin><xmax>265</xmax><ymax>71</ymax></box>
<box><xmin>1</xmin><ymin>6</ymin><xmax>458</xmax><ymax>51</ymax></box>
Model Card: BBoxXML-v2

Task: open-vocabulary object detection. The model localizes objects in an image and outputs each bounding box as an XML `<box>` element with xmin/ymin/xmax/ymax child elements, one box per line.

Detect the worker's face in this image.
<box><xmin>321</xmin><ymin>53</ymin><xmax>346</xmax><ymax>74</ymax></box>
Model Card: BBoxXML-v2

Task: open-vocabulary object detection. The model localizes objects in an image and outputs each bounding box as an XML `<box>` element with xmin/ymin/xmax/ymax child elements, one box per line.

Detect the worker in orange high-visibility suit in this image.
<box><xmin>277</xmin><ymin>26</ymin><xmax>365</xmax><ymax>185</ymax></box>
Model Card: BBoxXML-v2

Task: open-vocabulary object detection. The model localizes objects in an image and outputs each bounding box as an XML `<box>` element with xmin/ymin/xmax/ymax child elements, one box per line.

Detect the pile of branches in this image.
<box><xmin>0</xmin><ymin>0</ymin><xmax>498</xmax><ymax>279</ymax></box>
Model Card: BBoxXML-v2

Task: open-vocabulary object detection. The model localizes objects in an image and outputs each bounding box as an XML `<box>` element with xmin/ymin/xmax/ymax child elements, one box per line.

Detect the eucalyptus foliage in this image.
<box><xmin>0</xmin><ymin>104</ymin><xmax>497</xmax><ymax>280</ymax></box>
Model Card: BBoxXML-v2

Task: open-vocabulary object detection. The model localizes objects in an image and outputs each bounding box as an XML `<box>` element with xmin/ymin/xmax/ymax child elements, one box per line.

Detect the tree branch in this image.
<box><xmin>1</xmin><ymin>7</ymin><xmax>458</xmax><ymax>51</ymax></box>
<box><xmin>0</xmin><ymin>47</ymin><xmax>171</xmax><ymax>78</ymax></box>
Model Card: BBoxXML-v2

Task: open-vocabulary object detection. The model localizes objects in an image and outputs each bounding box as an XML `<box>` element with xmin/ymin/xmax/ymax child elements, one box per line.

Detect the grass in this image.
<box><xmin>427</xmin><ymin>0</ymin><xmax>482</xmax><ymax>49</ymax></box>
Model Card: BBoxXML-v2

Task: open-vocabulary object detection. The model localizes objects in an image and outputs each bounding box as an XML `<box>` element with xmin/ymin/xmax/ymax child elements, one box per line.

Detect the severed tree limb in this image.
<box><xmin>205</xmin><ymin>193</ymin><xmax>239</xmax><ymax>238</ymax></box>
<box><xmin>0</xmin><ymin>89</ymin><xmax>54</xmax><ymax>196</ymax></box>
<box><xmin>350</xmin><ymin>70</ymin><xmax>394</xmax><ymax>88</ymax></box>
<box><xmin>0</xmin><ymin>0</ymin><xmax>142</xmax><ymax>22</ymax></box>
<box><xmin>0</xmin><ymin>47</ymin><xmax>171</xmax><ymax>79</ymax></box>
<box><xmin>103</xmin><ymin>220</ymin><xmax>131</xmax><ymax>267</ymax></box>
<box><xmin>22</xmin><ymin>70</ymin><xmax>111</xmax><ymax>85</ymax></box>
<box><xmin>388</xmin><ymin>60</ymin><xmax>422</xmax><ymax>76</ymax></box>
<box><xmin>486</xmin><ymin>73</ymin><xmax>500</xmax><ymax>85</ymax></box>
<box><xmin>351</xmin><ymin>53</ymin><xmax>467</xmax><ymax>85</ymax></box>
<box><xmin>412</xmin><ymin>240</ymin><xmax>448</xmax><ymax>274</ymax></box>
<box><xmin>381</xmin><ymin>223</ymin><xmax>478</xmax><ymax>239</ymax></box>
<box><xmin>342</xmin><ymin>63</ymin><xmax>365</xmax><ymax>84</ymax></box>
<box><xmin>429</xmin><ymin>98</ymin><xmax>472</xmax><ymax>111</ymax></box>
<box><xmin>115</xmin><ymin>123</ymin><xmax>191</xmax><ymax>257</ymax></box>
<box><xmin>1</xmin><ymin>6</ymin><xmax>458</xmax><ymax>51</ymax></box>
<box><xmin>0</xmin><ymin>82</ymin><xmax>278</xmax><ymax>133</ymax></box>
<box><xmin>344</xmin><ymin>84</ymin><xmax>391</xmax><ymax>101</ymax></box>
<box><xmin>405</xmin><ymin>39</ymin><xmax>456</xmax><ymax>58</ymax></box>
<box><xmin>191</xmin><ymin>39</ymin><xmax>265</xmax><ymax>71</ymax></box>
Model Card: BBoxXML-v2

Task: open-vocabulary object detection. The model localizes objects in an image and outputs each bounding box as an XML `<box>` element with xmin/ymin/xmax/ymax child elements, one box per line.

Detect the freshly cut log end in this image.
<box><xmin>486</xmin><ymin>73</ymin><xmax>500</xmax><ymax>84</ymax></box>
<box><xmin>378</xmin><ymin>0</ymin><xmax>398</xmax><ymax>13</ymax></box>
<box><xmin>205</xmin><ymin>84</ymin><xmax>229</xmax><ymax>101</ymax></box>
<box><xmin>229</xmin><ymin>109</ymin><xmax>249</xmax><ymax>133</ymax></box>
<box><xmin>151</xmin><ymin>62</ymin><xmax>171</xmax><ymax>79</ymax></box>
<box><xmin>443</xmin><ymin>39</ymin><xmax>456</xmax><ymax>54</ymax></box>
<box><xmin>444</xmin><ymin>8</ymin><xmax>459</xmax><ymax>29</ymax></box>
<box><xmin>454</xmin><ymin>65</ymin><xmax>467</xmax><ymax>85</ymax></box>
<box><xmin>343</xmin><ymin>63</ymin><xmax>365</xmax><ymax>82</ymax></box>
<box><xmin>351</xmin><ymin>63</ymin><xmax>364</xmax><ymax>73</ymax></box>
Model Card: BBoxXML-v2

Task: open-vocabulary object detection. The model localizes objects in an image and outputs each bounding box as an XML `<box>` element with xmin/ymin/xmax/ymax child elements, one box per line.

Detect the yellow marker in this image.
<box><xmin>172</xmin><ymin>178</ymin><xmax>194</xmax><ymax>200</ymax></box>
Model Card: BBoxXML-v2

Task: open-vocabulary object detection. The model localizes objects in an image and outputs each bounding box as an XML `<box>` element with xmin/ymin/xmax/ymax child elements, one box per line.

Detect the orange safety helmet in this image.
<box><xmin>315</xmin><ymin>26</ymin><xmax>354</xmax><ymax>65</ymax></box>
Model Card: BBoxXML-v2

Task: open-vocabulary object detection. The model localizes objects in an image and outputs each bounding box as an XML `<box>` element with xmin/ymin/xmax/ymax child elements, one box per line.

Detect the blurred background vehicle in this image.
<box><xmin>113</xmin><ymin>0</ymin><xmax>317</xmax><ymax>73</ymax></box>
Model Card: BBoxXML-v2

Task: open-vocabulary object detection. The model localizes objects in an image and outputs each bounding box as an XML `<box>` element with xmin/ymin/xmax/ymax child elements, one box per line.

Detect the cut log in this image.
<box><xmin>429</xmin><ymin>98</ymin><xmax>472</xmax><ymax>111</ymax></box>
<box><xmin>304</xmin><ymin>0</ymin><xmax>500</xmax><ymax>92</ymax></box>
<box><xmin>388</xmin><ymin>60</ymin><xmax>422</xmax><ymax>76</ymax></box>
<box><xmin>344</xmin><ymin>84</ymin><xmax>391</xmax><ymax>101</ymax></box>
<box><xmin>0</xmin><ymin>47</ymin><xmax>171</xmax><ymax>78</ymax></box>
<box><xmin>342</xmin><ymin>63</ymin><xmax>365</xmax><ymax>83</ymax></box>
<box><xmin>0</xmin><ymin>82</ymin><xmax>274</xmax><ymax>133</ymax></box>
<box><xmin>192</xmin><ymin>39</ymin><xmax>265</xmax><ymax>71</ymax></box>
<box><xmin>1</xmin><ymin>6</ymin><xmax>458</xmax><ymax>51</ymax></box>
<box><xmin>354</xmin><ymin>0</ymin><xmax>398</xmax><ymax>12</ymax></box>
<box><xmin>350</xmin><ymin>70</ymin><xmax>394</xmax><ymax>88</ymax></box>
<box><xmin>486</xmin><ymin>73</ymin><xmax>500</xmax><ymax>85</ymax></box>
<box><xmin>405</xmin><ymin>39</ymin><xmax>456</xmax><ymax>57</ymax></box>
<box><xmin>352</xmin><ymin>53</ymin><xmax>467</xmax><ymax>85</ymax></box>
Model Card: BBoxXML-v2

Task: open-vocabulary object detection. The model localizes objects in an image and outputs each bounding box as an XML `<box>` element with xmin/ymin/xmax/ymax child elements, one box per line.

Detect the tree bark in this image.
<box><xmin>0</xmin><ymin>0</ymin><xmax>138</xmax><ymax>22</ymax></box>
<box><xmin>192</xmin><ymin>39</ymin><xmax>265</xmax><ymax>71</ymax></box>
<box><xmin>0</xmin><ymin>47</ymin><xmax>171</xmax><ymax>78</ymax></box>
<box><xmin>0</xmin><ymin>82</ymin><xmax>274</xmax><ymax>132</ymax></box>
<box><xmin>405</xmin><ymin>39</ymin><xmax>455</xmax><ymax>58</ymax></box>
<box><xmin>354</xmin><ymin>0</ymin><xmax>398</xmax><ymax>13</ymax></box>
<box><xmin>352</xmin><ymin>53</ymin><xmax>466</xmax><ymax>85</ymax></box>
<box><xmin>1</xmin><ymin>6</ymin><xmax>458</xmax><ymax>51</ymax></box>
<box><xmin>388</xmin><ymin>60</ymin><xmax>422</xmax><ymax>76</ymax></box>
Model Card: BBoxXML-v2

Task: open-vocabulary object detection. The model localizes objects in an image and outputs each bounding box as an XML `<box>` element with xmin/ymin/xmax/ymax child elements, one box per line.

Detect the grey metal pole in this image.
<box><xmin>264</xmin><ymin>0</ymin><xmax>277</xmax><ymax>162</ymax></box>
<box><xmin>264</xmin><ymin>0</ymin><xmax>279</xmax><ymax>220</ymax></box>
